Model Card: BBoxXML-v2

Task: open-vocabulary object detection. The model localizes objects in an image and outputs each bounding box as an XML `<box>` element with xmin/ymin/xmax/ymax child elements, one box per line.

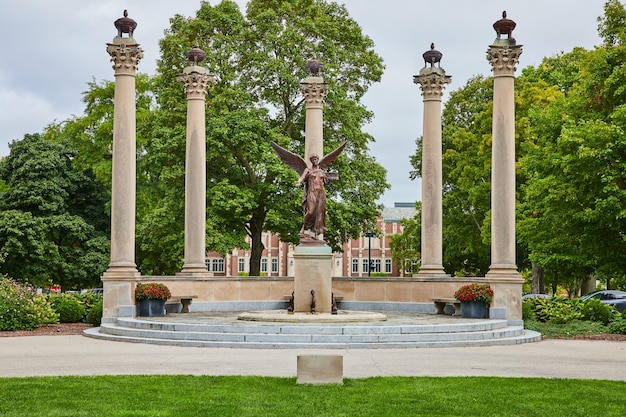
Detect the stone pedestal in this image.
<box><xmin>101</xmin><ymin>279</ymin><xmax>136</xmax><ymax>323</ymax></box>
<box><xmin>297</xmin><ymin>355</ymin><xmax>343</xmax><ymax>385</ymax></box>
<box><xmin>293</xmin><ymin>244</ymin><xmax>333</xmax><ymax>313</ymax></box>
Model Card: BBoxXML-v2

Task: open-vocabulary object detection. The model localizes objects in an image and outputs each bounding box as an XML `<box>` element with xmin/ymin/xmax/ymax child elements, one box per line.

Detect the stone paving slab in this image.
<box><xmin>1</xmin><ymin>335</ymin><xmax>625</xmax><ymax>380</ymax></box>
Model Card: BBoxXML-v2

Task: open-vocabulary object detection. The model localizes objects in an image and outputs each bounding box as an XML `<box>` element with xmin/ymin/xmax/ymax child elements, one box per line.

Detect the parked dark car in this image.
<box><xmin>580</xmin><ymin>290</ymin><xmax>626</xmax><ymax>312</ymax></box>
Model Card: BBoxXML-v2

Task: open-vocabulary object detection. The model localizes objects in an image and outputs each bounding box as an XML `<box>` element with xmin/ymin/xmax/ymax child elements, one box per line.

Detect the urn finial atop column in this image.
<box><xmin>114</xmin><ymin>10</ymin><xmax>137</xmax><ymax>38</ymax></box>
<box><xmin>306</xmin><ymin>59</ymin><xmax>324</xmax><ymax>76</ymax></box>
<box><xmin>422</xmin><ymin>43</ymin><xmax>443</xmax><ymax>68</ymax></box>
<box><xmin>186</xmin><ymin>44</ymin><xmax>207</xmax><ymax>66</ymax></box>
<box><xmin>492</xmin><ymin>11</ymin><xmax>516</xmax><ymax>45</ymax></box>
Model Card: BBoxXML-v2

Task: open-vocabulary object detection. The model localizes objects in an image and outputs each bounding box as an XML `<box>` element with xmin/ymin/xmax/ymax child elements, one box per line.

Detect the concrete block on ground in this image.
<box><xmin>297</xmin><ymin>355</ymin><xmax>343</xmax><ymax>385</ymax></box>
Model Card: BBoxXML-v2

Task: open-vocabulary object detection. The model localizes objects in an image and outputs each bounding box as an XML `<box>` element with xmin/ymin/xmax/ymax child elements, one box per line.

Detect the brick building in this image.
<box><xmin>205</xmin><ymin>203</ymin><xmax>417</xmax><ymax>278</ymax></box>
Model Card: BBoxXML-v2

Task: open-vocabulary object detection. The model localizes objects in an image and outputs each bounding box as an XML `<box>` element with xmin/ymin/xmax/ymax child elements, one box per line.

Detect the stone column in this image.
<box><xmin>177</xmin><ymin>46</ymin><xmax>216</xmax><ymax>276</ymax></box>
<box><xmin>486</xmin><ymin>12</ymin><xmax>523</xmax><ymax>280</ymax></box>
<box><xmin>300</xmin><ymin>59</ymin><xmax>328</xmax><ymax>164</ymax></box>
<box><xmin>414</xmin><ymin>44</ymin><xmax>451</xmax><ymax>278</ymax></box>
<box><xmin>102</xmin><ymin>11</ymin><xmax>143</xmax><ymax>320</ymax></box>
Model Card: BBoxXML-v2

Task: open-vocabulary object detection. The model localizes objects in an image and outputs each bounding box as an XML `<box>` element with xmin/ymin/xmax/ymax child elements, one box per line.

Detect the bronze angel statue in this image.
<box><xmin>270</xmin><ymin>141</ymin><xmax>346</xmax><ymax>242</ymax></box>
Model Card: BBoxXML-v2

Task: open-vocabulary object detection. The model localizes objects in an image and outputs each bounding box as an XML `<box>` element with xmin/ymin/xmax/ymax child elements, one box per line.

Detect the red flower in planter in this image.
<box><xmin>454</xmin><ymin>283</ymin><xmax>494</xmax><ymax>304</ymax></box>
<box><xmin>135</xmin><ymin>283</ymin><xmax>172</xmax><ymax>301</ymax></box>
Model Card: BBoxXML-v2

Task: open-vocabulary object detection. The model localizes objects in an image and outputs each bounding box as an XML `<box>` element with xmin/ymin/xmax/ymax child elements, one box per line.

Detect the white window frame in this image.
<box><xmin>212</xmin><ymin>258</ymin><xmax>224</xmax><ymax>273</ymax></box>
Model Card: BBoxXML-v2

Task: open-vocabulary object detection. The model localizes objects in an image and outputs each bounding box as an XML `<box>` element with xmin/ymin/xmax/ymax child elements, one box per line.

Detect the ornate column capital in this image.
<box><xmin>106</xmin><ymin>40</ymin><xmax>143</xmax><ymax>75</ymax></box>
<box><xmin>300</xmin><ymin>78</ymin><xmax>328</xmax><ymax>108</ymax></box>
<box><xmin>486</xmin><ymin>45</ymin><xmax>523</xmax><ymax>77</ymax></box>
<box><xmin>413</xmin><ymin>71</ymin><xmax>451</xmax><ymax>100</ymax></box>
<box><xmin>177</xmin><ymin>67</ymin><xmax>217</xmax><ymax>99</ymax></box>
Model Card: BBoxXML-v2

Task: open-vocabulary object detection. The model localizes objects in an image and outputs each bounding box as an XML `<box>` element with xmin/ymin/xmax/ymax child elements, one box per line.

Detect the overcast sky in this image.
<box><xmin>0</xmin><ymin>0</ymin><xmax>605</xmax><ymax>206</ymax></box>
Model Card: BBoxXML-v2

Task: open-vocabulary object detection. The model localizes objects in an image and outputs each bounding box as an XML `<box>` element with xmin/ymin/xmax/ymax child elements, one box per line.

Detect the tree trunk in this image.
<box><xmin>531</xmin><ymin>262</ymin><xmax>545</xmax><ymax>294</ymax></box>
<box><xmin>247</xmin><ymin>209</ymin><xmax>266</xmax><ymax>277</ymax></box>
<box><xmin>582</xmin><ymin>275</ymin><xmax>596</xmax><ymax>295</ymax></box>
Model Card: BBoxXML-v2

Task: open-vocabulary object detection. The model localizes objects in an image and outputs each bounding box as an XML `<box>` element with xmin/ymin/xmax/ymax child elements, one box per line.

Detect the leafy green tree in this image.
<box><xmin>388</xmin><ymin>202</ymin><xmax>421</xmax><ymax>276</ymax></box>
<box><xmin>147</xmin><ymin>0</ymin><xmax>388</xmax><ymax>275</ymax></box>
<box><xmin>0</xmin><ymin>134</ymin><xmax>110</xmax><ymax>290</ymax></box>
<box><xmin>517</xmin><ymin>0</ymin><xmax>626</xmax><ymax>293</ymax></box>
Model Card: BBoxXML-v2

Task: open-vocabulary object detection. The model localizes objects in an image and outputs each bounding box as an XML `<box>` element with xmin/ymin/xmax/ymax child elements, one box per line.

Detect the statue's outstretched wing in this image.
<box><xmin>319</xmin><ymin>142</ymin><xmax>347</xmax><ymax>170</ymax></box>
<box><xmin>270</xmin><ymin>141</ymin><xmax>308</xmax><ymax>176</ymax></box>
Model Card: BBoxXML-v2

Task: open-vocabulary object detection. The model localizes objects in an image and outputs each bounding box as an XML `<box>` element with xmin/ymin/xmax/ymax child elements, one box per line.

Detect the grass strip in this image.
<box><xmin>1</xmin><ymin>375</ymin><xmax>625</xmax><ymax>416</ymax></box>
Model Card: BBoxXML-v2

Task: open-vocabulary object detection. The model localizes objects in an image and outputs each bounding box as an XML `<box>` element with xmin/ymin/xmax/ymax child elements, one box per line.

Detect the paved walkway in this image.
<box><xmin>1</xmin><ymin>335</ymin><xmax>625</xmax><ymax>380</ymax></box>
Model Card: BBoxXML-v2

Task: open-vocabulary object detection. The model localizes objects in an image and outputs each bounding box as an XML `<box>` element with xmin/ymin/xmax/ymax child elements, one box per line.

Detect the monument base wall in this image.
<box><xmin>103</xmin><ymin>275</ymin><xmax>523</xmax><ymax>322</ymax></box>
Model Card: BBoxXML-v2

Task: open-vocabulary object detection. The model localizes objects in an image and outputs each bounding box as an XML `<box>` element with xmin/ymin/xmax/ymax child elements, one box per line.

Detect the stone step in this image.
<box><xmin>85</xmin><ymin>317</ymin><xmax>542</xmax><ymax>349</ymax></box>
<box><xmin>115</xmin><ymin>316</ymin><xmax>511</xmax><ymax>335</ymax></box>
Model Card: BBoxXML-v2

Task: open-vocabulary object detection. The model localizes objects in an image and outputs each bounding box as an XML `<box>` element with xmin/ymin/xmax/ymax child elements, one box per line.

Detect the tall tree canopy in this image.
<box><xmin>518</xmin><ymin>0</ymin><xmax>626</xmax><ymax>292</ymax></box>
<box><xmin>142</xmin><ymin>0</ymin><xmax>388</xmax><ymax>275</ymax></box>
<box><xmin>0</xmin><ymin>134</ymin><xmax>110</xmax><ymax>290</ymax></box>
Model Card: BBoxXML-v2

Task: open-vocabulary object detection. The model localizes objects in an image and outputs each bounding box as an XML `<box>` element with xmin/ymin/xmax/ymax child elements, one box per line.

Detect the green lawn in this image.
<box><xmin>1</xmin><ymin>375</ymin><xmax>625</xmax><ymax>416</ymax></box>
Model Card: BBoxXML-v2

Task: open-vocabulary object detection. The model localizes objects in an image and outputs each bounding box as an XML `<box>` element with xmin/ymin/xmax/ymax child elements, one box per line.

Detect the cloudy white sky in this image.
<box><xmin>0</xmin><ymin>0</ymin><xmax>605</xmax><ymax>206</ymax></box>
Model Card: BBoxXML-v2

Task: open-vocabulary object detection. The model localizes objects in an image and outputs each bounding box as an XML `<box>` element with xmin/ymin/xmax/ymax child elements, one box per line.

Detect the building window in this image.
<box><xmin>261</xmin><ymin>258</ymin><xmax>268</xmax><ymax>272</ymax></box>
<box><xmin>352</xmin><ymin>259</ymin><xmax>359</xmax><ymax>273</ymax></box>
<box><xmin>271</xmin><ymin>258</ymin><xmax>278</xmax><ymax>273</ymax></box>
<box><xmin>212</xmin><ymin>258</ymin><xmax>224</xmax><ymax>273</ymax></box>
<box><xmin>238</xmin><ymin>258</ymin><xmax>245</xmax><ymax>272</ymax></box>
<box><xmin>385</xmin><ymin>259</ymin><xmax>392</xmax><ymax>273</ymax></box>
<box><xmin>372</xmin><ymin>259</ymin><xmax>381</xmax><ymax>273</ymax></box>
<box><xmin>205</xmin><ymin>259</ymin><xmax>210</xmax><ymax>271</ymax></box>
<box><xmin>362</xmin><ymin>259</ymin><xmax>369</xmax><ymax>273</ymax></box>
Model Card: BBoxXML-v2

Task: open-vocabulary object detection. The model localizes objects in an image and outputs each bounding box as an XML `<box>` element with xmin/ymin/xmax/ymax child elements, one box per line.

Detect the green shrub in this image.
<box><xmin>521</xmin><ymin>301</ymin><xmax>535</xmax><ymax>320</ymax></box>
<box><xmin>80</xmin><ymin>291</ymin><xmax>103</xmax><ymax>319</ymax></box>
<box><xmin>579</xmin><ymin>299</ymin><xmax>618</xmax><ymax>324</ymax></box>
<box><xmin>0</xmin><ymin>278</ymin><xmax>58</xmax><ymax>331</ymax></box>
<box><xmin>85</xmin><ymin>299</ymin><xmax>103</xmax><ymax>326</ymax></box>
<box><xmin>531</xmin><ymin>297</ymin><xmax>583</xmax><ymax>324</ymax></box>
<box><xmin>49</xmin><ymin>294</ymin><xmax>86</xmax><ymax>323</ymax></box>
<box><xmin>608</xmin><ymin>311</ymin><xmax>626</xmax><ymax>334</ymax></box>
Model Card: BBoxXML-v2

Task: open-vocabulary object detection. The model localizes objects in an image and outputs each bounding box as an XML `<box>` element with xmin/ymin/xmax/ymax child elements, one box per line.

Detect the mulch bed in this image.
<box><xmin>558</xmin><ymin>333</ymin><xmax>626</xmax><ymax>342</ymax></box>
<box><xmin>0</xmin><ymin>322</ymin><xmax>94</xmax><ymax>337</ymax></box>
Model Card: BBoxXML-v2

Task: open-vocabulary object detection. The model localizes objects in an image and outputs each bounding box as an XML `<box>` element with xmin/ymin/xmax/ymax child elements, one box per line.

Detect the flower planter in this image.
<box><xmin>138</xmin><ymin>299</ymin><xmax>166</xmax><ymax>317</ymax></box>
<box><xmin>460</xmin><ymin>301</ymin><xmax>489</xmax><ymax>319</ymax></box>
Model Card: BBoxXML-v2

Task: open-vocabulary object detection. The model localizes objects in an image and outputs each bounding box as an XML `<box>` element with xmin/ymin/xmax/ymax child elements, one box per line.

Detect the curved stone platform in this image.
<box><xmin>85</xmin><ymin>311</ymin><xmax>542</xmax><ymax>349</ymax></box>
<box><xmin>237</xmin><ymin>310</ymin><xmax>388</xmax><ymax>323</ymax></box>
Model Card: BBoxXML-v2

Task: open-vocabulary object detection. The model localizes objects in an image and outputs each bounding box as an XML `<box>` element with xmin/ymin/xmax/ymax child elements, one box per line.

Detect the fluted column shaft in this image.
<box><xmin>300</xmin><ymin>77</ymin><xmax>328</xmax><ymax>164</ymax></box>
<box><xmin>104</xmin><ymin>38</ymin><xmax>143</xmax><ymax>276</ymax></box>
<box><xmin>178</xmin><ymin>66</ymin><xmax>216</xmax><ymax>275</ymax></box>
<box><xmin>414</xmin><ymin>69</ymin><xmax>451</xmax><ymax>277</ymax></box>
<box><xmin>487</xmin><ymin>43</ymin><xmax>523</xmax><ymax>278</ymax></box>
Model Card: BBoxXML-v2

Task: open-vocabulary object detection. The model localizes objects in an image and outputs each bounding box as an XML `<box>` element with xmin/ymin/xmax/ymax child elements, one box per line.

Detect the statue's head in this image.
<box><xmin>309</xmin><ymin>154</ymin><xmax>319</xmax><ymax>164</ymax></box>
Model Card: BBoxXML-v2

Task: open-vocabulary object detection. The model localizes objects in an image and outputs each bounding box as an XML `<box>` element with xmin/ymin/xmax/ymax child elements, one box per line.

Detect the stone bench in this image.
<box><xmin>165</xmin><ymin>295</ymin><xmax>198</xmax><ymax>313</ymax></box>
<box><xmin>431</xmin><ymin>297</ymin><xmax>460</xmax><ymax>316</ymax></box>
